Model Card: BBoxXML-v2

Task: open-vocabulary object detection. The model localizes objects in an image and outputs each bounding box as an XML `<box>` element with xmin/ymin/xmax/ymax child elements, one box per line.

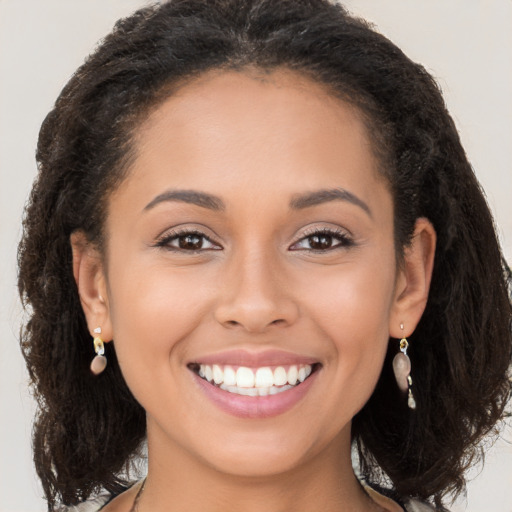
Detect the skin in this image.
<box><xmin>72</xmin><ymin>69</ymin><xmax>436</xmax><ymax>512</ymax></box>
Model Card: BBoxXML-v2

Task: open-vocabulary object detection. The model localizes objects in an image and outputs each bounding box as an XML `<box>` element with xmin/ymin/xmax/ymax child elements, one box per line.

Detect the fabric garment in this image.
<box><xmin>405</xmin><ymin>500</ymin><xmax>439</xmax><ymax>512</ymax></box>
<box><xmin>364</xmin><ymin>485</ymin><xmax>438</xmax><ymax>512</ymax></box>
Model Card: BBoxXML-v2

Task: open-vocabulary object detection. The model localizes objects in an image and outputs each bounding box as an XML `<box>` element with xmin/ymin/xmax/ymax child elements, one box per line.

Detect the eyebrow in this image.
<box><xmin>289</xmin><ymin>188</ymin><xmax>372</xmax><ymax>217</ymax></box>
<box><xmin>143</xmin><ymin>187</ymin><xmax>371</xmax><ymax>217</ymax></box>
<box><xmin>144</xmin><ymin>189</ymin><xmax>225</xmax><ymax>212</ymax></box>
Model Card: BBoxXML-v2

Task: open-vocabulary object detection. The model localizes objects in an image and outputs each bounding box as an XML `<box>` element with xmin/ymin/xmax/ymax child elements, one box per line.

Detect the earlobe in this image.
<box><xmin>389</xmin><ymin>218</ymin><xmax>436</xmax><ymax>338</ymax></box>
<box><xmin>70</xmin><ymin>231</ymin><xmax>113</xmax><ymax>341</ymax></box>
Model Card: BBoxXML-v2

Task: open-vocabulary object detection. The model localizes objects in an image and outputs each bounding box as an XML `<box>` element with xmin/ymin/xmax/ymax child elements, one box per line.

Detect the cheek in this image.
<box><xmin>105</xmin><ymin>258</ymin><xmax>219</xmax><ymax>384</ymax></box>
<box><xmin>300</xmin><ymin>254</ymin><xmax>396</xmax><ymax>332</ymax></box>
<box><xmin>297</xmin><ymin>251</ymin><xmax>396</xmax><ymax>385</ymax></box>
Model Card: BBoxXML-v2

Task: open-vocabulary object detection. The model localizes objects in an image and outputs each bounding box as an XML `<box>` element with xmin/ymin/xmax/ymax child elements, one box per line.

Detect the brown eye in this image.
<box><xmin>156</xmin><ymin>230</ymin><xmax>221</xmax><ymax>252</ymax></box>
<box><xmin>179</xmin><ymin>234</ymin><xmax>204</xmax><ymax>250</ymax></box>
<box><xmin>308</xmin><ymin>234</ymin><xmax>334</xmax><ymax>250</ymax></box>
<box><xmin>290</xmin><ymin>229</ymin><xmax>354</xmax><ymax>252</ymax></box>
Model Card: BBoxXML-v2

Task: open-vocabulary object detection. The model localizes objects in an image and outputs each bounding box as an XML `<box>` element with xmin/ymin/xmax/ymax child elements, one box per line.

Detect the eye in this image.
<box><xmin>290</xmin><ymin>228</ymin><xmax>354</xmax><ymax>252</ymax></box>
<box><xmin>155</xmin><ymin>229</ymin><xmax>221</xmax><ymax>252</ymax></box>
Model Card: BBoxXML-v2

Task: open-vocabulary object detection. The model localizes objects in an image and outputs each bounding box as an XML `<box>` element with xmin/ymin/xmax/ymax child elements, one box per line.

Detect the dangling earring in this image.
<box><xmin>392</xmin><ymin>323</ymin><xmax>416</xmax><ymax>409</ymax></box>
<box><xmin>90</xmin><ymin>327</ymin><xmax>107</xmax><ymax>375</ymax></box>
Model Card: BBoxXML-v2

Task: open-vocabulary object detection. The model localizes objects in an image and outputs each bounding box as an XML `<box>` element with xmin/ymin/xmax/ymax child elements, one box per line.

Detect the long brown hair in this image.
<box><xmin>18</xmin><ymin>1</ymin><xmax>512</xmax><ymax>509</ymax></box>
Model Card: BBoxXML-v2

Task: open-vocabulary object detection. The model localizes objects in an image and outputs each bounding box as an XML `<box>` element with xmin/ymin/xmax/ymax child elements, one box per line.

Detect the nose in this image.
<box><xmin>214</xmin><ymin>249</ymin><xmax>299</xmax><ymax>333</ymax></box>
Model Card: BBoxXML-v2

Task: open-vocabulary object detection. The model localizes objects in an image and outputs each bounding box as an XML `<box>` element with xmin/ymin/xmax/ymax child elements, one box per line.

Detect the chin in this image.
<box><xmin>194</xmin><ymin>425</ymin><xmax>339</xmax><ymax>480</ymax></box>
<box><xmin>205</xmin><ymin>448</ymin><xmax>309</xmax><ymax>479</ymax></box>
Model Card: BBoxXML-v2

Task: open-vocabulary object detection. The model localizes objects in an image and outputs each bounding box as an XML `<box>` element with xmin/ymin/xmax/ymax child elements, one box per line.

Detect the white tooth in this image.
<box><xmin>287</xmin><ymin>365</ymin><xmax>298</xmax><ymax>385</ymax></box>
<box><xmin>236</xmin><ymin>367</ymin><xmax>255</xmax><ymax>388</ymax></box>
<box><xmin>298</xmin><ymin>366</ymin><xmax>306</xmax><ymax>382</ymax></box>
<box><xmin>273</xmin><ymin>366</ymin><xmax>287</xmax><ymax>386</ymax></box>
<box><xmin>237</xmin><ymin>386</ymin><xmax>258</xmax><ymax>396</ymax></box>
<box><xmin>204</xmin><ymin>365</ymin><xmax>213</xmax><ymax>382</ymax></box>
<box><xmin>198</xmin><ymin>365</ymin><xmax>205</xmax><ymax>378</ymax></box>
<box><xmin>220</xmin><ymin>384</ymin><xmax>294</xmax><ymax>396</ymax></box>
<box><xmin>223</xmin><ymin>365</ymin><xmax>236</xmax><ymax>386</ymax></box>
<box><xmin>305</xmin><ymin>364</ymin><xmax>312</xmax><ymax>378</ymax></box>
<box><xmin>269</xmin><ymin>384</ymin><xmax>292</xmax><ymax>394</ymax></box>
<box><xmin>213</xmin><ymin>364</ymin><xmax>223</xmax><ymax>384</ymax></box>
<box><xmin>255</xmin><ymin>367</ymin><xmax>274</xmax><ymax>387</ymax></box>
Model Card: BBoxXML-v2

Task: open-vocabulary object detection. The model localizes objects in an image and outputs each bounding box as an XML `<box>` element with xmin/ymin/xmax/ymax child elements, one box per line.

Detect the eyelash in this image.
<box><xmin>289</xmin><ymin>227</ymin><xmax>354</xmax><ymax>252</ymax></box>
<box><xmin>155</xmin><ymin>229</ymin><xmax>221</xmax><ymax>253</ymax></box>
<box><xmin>155</xmin><ymin>227</ymin><xmax>354</xmax><ymax>253</ymax></box>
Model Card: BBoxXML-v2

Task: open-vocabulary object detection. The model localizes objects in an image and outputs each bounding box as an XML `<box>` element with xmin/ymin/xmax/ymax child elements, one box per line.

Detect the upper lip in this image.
<box><xmin>189</xmin><ymin>349</ymin><xmax>319</xmax><ymax>367</ymax></box>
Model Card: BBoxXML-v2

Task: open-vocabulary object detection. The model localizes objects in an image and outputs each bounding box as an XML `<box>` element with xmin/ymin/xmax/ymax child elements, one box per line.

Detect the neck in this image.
<box><xmin>139</xmin><ymin>422</ymin><xmax>384</xmax><ymax>512</ymax></box>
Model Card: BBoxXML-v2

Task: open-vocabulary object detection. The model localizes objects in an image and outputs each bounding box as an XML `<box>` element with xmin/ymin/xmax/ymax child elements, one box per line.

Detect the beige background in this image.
<box><xmin>1</xmin><ymin>1</ymin><xmax>511</xmax><ymax>511</ymax></box>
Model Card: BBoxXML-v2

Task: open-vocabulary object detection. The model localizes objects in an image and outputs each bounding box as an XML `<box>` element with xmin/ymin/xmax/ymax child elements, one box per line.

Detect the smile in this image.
<box><xmin>190</xmin><ymin>363</ymin><xmax>314</xmax><ymax>396</ymax></box>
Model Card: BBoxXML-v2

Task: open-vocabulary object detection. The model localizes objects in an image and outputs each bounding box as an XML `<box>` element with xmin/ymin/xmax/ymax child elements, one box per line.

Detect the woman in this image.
<box><xmin>17</xmin><ymin>1</ymin><xmax>512</xmax><ymax>511</ymax></box>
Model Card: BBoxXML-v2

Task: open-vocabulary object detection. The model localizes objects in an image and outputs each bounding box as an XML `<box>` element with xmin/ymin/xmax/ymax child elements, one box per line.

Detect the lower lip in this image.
<box><xmin>191</xmin><ymin>369</ymin><xmax>319</xmax><ymax>419</ymax></box>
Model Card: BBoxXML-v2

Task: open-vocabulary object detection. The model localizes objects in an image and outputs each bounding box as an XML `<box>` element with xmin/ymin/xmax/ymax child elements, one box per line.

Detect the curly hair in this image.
<box><xmin>18</xmin><ymin>0</ymin><xmax>512</xmax><ymax>510</ymax></box>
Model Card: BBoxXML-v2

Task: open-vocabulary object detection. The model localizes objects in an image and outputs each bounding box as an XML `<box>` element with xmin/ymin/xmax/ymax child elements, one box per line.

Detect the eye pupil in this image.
<box><xmin>309</xmin><ymin>234</ymin><xmax>332</xmax><ymax>250</ymax></box>
<box><xmin>179</xmin><ymin>234</ymin><xmax>203</xmax><ymax>250</ymax></box>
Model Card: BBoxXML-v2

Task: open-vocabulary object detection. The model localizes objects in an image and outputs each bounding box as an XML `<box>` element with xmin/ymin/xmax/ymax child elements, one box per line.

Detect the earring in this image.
<box><xmin>90</xmin><ymin>327</ymin><xmax>107</xmax><ymax>375</ymax></box>
<box><xmin>392</xmin><ymin>323</ymin><xmax>416</xmax><ymax>409</ymax></box>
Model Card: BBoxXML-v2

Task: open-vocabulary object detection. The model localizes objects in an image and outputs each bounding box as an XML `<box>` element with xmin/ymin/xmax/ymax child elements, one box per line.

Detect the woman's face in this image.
<box><xmin>89</xmin><ymin>70</ymin><xmax>413</xmax><ymax>477</ymax></box>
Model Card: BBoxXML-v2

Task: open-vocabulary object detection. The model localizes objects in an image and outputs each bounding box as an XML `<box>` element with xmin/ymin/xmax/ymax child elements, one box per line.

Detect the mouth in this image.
<box><xmin>187</xmin><ymin>362</ymin><xmax>321</xmax><ymax>397</ymax></box>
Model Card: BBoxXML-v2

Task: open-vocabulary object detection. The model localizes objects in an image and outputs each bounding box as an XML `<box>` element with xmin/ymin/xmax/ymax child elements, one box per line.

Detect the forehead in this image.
<box><xmin>114</xmin><ymin>69</ymin><xmax>388</xmax><ymax>212</ymax></box>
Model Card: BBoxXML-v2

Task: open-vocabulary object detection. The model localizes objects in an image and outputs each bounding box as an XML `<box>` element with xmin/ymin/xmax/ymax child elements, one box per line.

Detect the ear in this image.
<box><xmin>389</xmin><ymin>218</ymin><xmax>436</xmax><ymax>338</ymax></box>
<box><xmin>71</xmin><ymin>231</ymin><xmax>113</xmax><ymax>342</ymax></box>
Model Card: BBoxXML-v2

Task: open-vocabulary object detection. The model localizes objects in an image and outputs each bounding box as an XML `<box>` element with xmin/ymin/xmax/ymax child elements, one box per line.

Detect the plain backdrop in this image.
<box><xmin>1</xmin><ymin>1</ymin><xmax>511</xmax><ymax>511</ymax></box>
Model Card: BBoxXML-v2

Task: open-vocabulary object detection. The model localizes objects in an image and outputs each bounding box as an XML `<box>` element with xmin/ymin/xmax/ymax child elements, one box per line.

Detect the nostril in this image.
<box><xmin>222</xmin><ymin>317</ymin><xmax>286</xmax><ymax>332</ymax></box>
